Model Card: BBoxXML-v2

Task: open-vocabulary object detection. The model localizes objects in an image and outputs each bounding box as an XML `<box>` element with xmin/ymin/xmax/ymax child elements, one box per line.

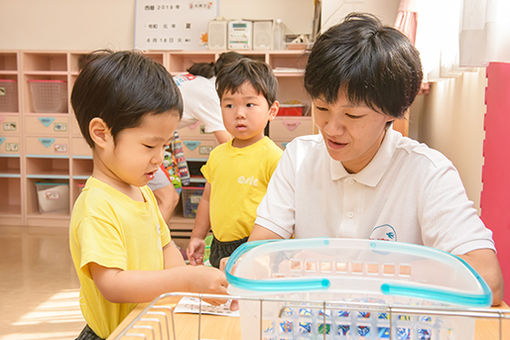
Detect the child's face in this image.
<box><xmin>313</xmin><ymin>89</ymin><xmax>394</xmax><ymax>174</ymax></box>
<box><xmin>220</xmin><ymin>81</ymin><xmax>278</xmax><ymax>147</ymax></box>
<box><xmin>100</xmin><ymin>111</ymin><xmax>180</xmax><ymax>188</ymax></box>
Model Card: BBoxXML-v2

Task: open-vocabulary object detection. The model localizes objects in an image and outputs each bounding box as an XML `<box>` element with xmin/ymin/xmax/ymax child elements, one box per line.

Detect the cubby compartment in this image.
<box><xmin>72</xmin><ymin>157</ymin><xmax>93</xmax><ymax>178</ymax></box>
<box><xmin>22</xmin><ymin>52</ymin><xmax>67</xmax><ymax>73</ymax></box>
<box><xmin>0</xmin><ymin>155</ymin><xmax>21</xmax><ymax>176</ymax></box>
<box><xmin>0</xmin><ymin>53</ymin><xmax>18</xmax><ymax>71</ymax></box>
<box><xmin>71</xmin><ymin>178</ymin><xmax>87</xmax><ymax>204</ymax></box>
<box><xmin>276</xmin><ymin>77</ymin><xmax>311</xmax><ymax>115</ymax></box>
<box><xmin>168</xmin><ymin>52</ymin><xmax>215</xmax><ymax>73</ymax></box>
<box><xmin>240</xmin><ymin>51</ymin><xmax>267</xmax><ymax>63</ymax></box>
<box><xmin>269</xmin><ymin>51</ymin><xmax>308</xmax><ymax>75</ymax></box>
<box><xmin>26</xmin><ymin>156</ymin><xmax>69</xmax><ymax>178</ymax></box>
<box><xmin>27</xmin><ymin>79</ymin><xmax>68</xmax><ymax>113</ymax></box>
<box><xmin>0</xmin><ymin>78</ymin><xmax>19</xmax><ymax>112</ymax></box>
<box><xmin>70</xmin><ymin>52</ymin><xmax>91</xmax><ymax>74</ymax></box>
<box><xmin>144</xmin><ymin>52</ymin><xmax>165</xmax><ymax>66</ymax></box>
<box><xmin>0</xmin><ymin>177</ymin><xmax>21</xmax><ymax>215</ymax></box>
<box><xmin>23</xmin><ymin>75</ymin><xmax>68</xmax><ymax>113</ymax></box>
<box><xmin>26</xmin><ymin>178</ymin><xmax>70</xmax><ymax>218</ymax></box>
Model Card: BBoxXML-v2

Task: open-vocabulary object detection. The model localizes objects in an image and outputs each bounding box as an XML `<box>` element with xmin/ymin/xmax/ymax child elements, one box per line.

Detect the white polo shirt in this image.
<box><xmin>255</xmin><ymin>129</ymin><xmax>495</xmax><ymax>255</ymax></box>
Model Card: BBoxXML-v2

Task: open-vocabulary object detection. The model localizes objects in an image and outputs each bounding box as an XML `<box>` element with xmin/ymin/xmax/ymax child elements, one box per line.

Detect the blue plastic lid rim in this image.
<box><xmin>225</xmin><ymin>239</ymin><xmax>331</xmax><ymax>292</ymax></box>
<box><xmin>380</xmin><ymin>282</ymin><xmax>491</xmax><ymax>307</ymax></box>
<box><xmin>225</xmin><ymin>238</ymin><xmax>492</xmax><ymax>307</ymax></box>
<box><xmin>371</xmin><ymin>240</ymin><xmax>492</xmax><ymax>306</ymax></box>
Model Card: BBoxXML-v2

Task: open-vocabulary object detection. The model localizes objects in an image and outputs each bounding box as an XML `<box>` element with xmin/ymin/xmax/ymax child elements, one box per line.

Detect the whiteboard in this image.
<box><xmin>135</xmin><ymin>0</ymin><xmax>219</xmax><ymax>50</ymax></box>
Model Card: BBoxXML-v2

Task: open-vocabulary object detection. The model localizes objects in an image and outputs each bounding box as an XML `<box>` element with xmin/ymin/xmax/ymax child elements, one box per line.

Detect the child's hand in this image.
<box><xmin>186</xmin><ymin>237</ymin><xmax>205</xmax><ymax>265</ymax></box>
<box><xmin>189</xmin><ymin>265</ymin><xmax>229</xmax><ymax>305</ymax></box>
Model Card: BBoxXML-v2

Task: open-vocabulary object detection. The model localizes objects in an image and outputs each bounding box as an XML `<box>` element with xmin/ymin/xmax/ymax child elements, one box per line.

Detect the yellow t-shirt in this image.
<box><xmin>69</xmin><ymin>177</ymin><xmax>170</xmax><ymax>338</ymax></box>
<box><xmin>201</xmin><ymin>136</ymin><xmax>283</xmax><ymax>241</ymax></box>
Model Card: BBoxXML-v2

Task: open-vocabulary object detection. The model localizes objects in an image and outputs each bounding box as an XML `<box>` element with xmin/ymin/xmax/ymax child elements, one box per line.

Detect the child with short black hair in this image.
<box><xmin>70</xmin><ymin>50</ymin><xmax>228</xmax><ymax>340</ymax></box>
<box><xmin>186</xmin><ymin>58</ymin><xmax>283</xmax><ymax>268</ymax></box>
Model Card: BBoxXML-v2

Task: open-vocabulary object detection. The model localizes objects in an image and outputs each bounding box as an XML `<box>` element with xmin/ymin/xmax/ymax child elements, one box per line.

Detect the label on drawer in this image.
<box><xmin>0</xmin><ymin>137</ymin><xmax>19</xmax><ymax>153</ymax></box>
<box><xmin>53</xmin><ymin>122</ymin><xmax>67</xmax><ymax>132</ymax></box>
<box><xmin>5</xmin><ymin>142</ymin><xmax>18</xmax><ymax>152</ymax></box>
<box><xmin>54</xmin><ymin>144</ymin><xmax>67</xmax><ymax>153</ymax></box>
<box><xmin>199</xmin><ymin>145</ymin><xmax>213</xmax><ymax>155</ymax></box>
<box><xmin>3</xmin><ymin>121</ymin><xmax>17</xmax><ymax>131</ymax></box>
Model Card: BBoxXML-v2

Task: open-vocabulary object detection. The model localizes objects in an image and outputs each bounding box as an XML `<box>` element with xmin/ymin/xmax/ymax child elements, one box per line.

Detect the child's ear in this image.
<box><xmin>89</xmin><ymin>117</ymin><xmax>112</xmax><ymax>148</ymax></box>
<box><xmin>268</xmin><ymin>100</ymin><xmax>280</xmax><ymax>121</ymax></box>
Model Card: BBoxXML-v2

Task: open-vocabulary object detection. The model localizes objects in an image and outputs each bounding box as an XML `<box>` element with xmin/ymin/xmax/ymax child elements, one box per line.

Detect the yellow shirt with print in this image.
<box><xmin>69</xmin><ymin>177</ymin><xmax>170</xmax><ymax>339</ymax></box>
<box><xmin>202</xmin><ymin>136</ymin><xmax>283</xmax><ymax>242</ymax></box>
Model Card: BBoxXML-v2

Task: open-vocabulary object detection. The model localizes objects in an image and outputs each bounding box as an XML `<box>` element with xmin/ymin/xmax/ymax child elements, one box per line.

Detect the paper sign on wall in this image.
<box><xmin>135</xmin><ymin>0</ymin><xmax>219</xmax><ymax>50</ymax></box>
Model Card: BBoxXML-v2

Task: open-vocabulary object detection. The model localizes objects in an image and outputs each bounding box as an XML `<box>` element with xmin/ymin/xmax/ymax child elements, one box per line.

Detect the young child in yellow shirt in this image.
<box><xmin>69</xmin><ymin>50</ymin><xmax>228</xmax><ymax>340</ymax></box>
<box><xmin>186</xmin><ymin>58</ymin><xmax>283</xmax><ymax>268</ymax></box>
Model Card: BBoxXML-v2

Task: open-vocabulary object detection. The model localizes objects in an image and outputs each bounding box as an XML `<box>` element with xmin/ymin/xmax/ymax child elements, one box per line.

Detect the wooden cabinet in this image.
<box><xmin>0</xmin><ymin>50</ymin><xmax>313</xmax><ymax>230</ymax></box>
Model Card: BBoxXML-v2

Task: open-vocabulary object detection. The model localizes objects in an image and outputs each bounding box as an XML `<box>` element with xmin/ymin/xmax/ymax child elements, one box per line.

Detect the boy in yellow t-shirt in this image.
<box><xmin>186</xmin><ymin>58</ymin><xmax>283</xmax><ymax>268</ymax></box>
<box><xmin>69</xmin><ymin>50</ymin><xmax>228</xmax><ymax>340</ymax></box>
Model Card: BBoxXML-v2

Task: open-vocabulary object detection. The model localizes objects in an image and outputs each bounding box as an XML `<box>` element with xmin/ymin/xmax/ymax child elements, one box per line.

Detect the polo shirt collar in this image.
<box><xmin>329</xmin><ymin>128</ymin><xmax>399</xmax><ymax>187</ymax></box>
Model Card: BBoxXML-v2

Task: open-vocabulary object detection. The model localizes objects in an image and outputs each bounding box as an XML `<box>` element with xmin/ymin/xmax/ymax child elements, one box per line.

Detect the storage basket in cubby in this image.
<box><xmin>0</xmin><ymin>79</ymin><xmax>18</xmax><ymax>112</ymax></box>
<box><xmin>28</xmin><ymin>79</ymin><xmax>67</xmax><ymax>113</ymax></box>
<box><xmin>35</xmin><ymin>182</ymin><xmax>69</xmax><ymax>213</ymax></box>
<box><xmin>181</xmin><ymin>186</ymin><xmax>204</xmax><ymax>218</ymax></box>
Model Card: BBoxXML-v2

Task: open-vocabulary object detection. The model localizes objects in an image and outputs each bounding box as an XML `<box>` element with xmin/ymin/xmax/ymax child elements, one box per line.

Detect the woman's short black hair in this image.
<box><xmin>215</xmin><ymin>57</ymin><xmax>278</xmax><ymax>106</ymax></box>
<box><xmin>304</xmin><ymin>13</ymin><xmax>423</xmax><ymax>118</ymax></box>
<box><xmin>186</xmin><ymin>51</ymin><xmax>245</xmax><ymax>79</ymax></box>
<box><xmin>71</xmin><ymin>50</ymin><xmax>183</xmax><ymax>148</ymax></box>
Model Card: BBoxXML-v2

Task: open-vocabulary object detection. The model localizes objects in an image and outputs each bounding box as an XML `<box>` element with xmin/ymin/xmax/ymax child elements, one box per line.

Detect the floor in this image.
<box><xmin>0</xmin><ymin>226</ymin><xmax>85</xmax><ymax>340</ymax></box>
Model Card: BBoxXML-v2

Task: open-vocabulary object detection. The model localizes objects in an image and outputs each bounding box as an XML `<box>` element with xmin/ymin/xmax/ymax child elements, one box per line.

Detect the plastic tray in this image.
<box><xmin>226</xmin><ymin>238</ymin><xmax>492</xmax><ymax>340</ymax></box>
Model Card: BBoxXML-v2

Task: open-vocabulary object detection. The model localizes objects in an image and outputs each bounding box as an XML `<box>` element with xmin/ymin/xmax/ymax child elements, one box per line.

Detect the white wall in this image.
<box><xmin>321</xmin><ymin>0</ymin><xmax>400</xmax><ymax>31</ymax></box>
<box><xmin>0</xmin><ymin>0</ymin><xmax>313</xmax><ymax>51</ymax></box>
<box><xmin>409</xmin><ymin>69</ymin><xmax>486</xmax><ymax>212</ymax></box>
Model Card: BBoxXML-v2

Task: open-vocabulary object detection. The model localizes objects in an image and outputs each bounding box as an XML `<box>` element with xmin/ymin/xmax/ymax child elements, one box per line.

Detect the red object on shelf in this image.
<box><xmin>481</xmin><ymin>62</ymin><xmax>510</xmax><ymax>304</ymax></box>
<box><xmin>278</xmin><ymin>104</ymin><xmax>303</xmax><ymax>116</ymax></box>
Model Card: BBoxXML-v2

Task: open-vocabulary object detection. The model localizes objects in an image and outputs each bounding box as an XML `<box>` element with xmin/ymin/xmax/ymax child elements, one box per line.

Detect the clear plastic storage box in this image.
<box><xmin>226</xmin><ymin>238</ymin><xmax>492</xmax><ymax>340</ymax></box>
<box><xmin>28</xmin><ymin>79</ymin><xmax>67</xmax><ymax>113</ymax></box>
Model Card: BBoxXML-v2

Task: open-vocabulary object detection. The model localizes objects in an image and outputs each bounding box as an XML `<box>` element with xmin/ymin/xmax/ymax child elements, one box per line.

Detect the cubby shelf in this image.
<box><xmin>0</xmin><ymin>50</ymin><xmax>313</xmax><ymax>232</ymax></box>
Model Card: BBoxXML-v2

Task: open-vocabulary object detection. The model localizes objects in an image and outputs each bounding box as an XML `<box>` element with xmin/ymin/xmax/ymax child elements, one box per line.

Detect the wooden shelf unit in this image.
<box><xmin>0</xmin><ymin>50</ymin><xmax>313</xmax><ymax>235</ymax></box>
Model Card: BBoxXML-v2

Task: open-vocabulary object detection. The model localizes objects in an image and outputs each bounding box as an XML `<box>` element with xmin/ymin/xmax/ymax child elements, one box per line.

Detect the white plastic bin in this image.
<box><xmin>35</xmin><ymin>182</ymin><xmax>69</xmax><ymax>213</ymax></box>
<box><xmin>226</xmin><ymin>238</ymin><xmax>492</xmax><ymax>340</ymax></box>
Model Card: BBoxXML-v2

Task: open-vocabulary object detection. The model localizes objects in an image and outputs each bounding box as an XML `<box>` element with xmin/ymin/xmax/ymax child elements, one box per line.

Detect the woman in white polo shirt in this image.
<box><xmin>248</xmin><ymin>14</ymin><xmax>504</xmax><ymax>305</ymax></box>
<box><xmin>148</xmin><ymin>52</ymin><xmax>244</xmax><ymax>222</ymax></box>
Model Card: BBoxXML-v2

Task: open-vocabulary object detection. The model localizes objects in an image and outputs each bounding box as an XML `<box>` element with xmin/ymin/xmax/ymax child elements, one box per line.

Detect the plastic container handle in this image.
<box><xmin>371</xmin><ymin>241</ymin><xmax>492</xmax><ymax>306</ymax></box>
<box><xmin>225</xmin><ymin>239</ymin><xmax>331</xmax><ymax>292</ymax></box>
